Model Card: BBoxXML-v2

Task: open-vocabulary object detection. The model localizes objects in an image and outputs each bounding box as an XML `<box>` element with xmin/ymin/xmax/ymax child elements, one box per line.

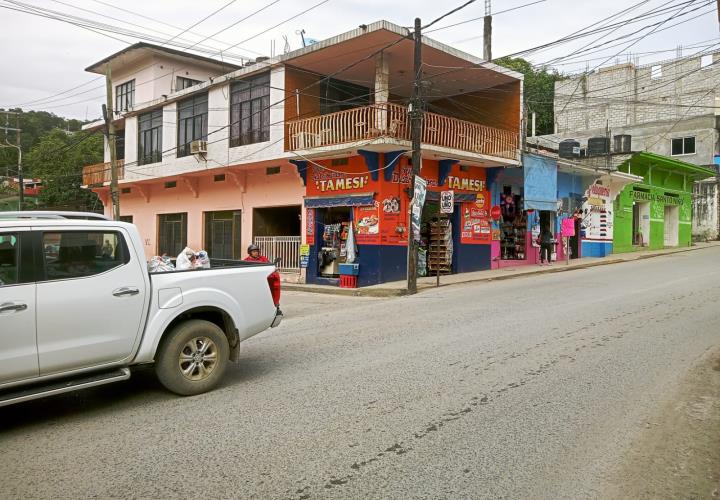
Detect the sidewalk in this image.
<box><xmin>283</xmin><ymin>241</ymin><xmax>720</xmax><ymax>297</ymax></box>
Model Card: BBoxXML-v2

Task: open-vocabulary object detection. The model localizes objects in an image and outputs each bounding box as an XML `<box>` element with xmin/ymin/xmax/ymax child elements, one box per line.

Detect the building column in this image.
<box><xmin>374</xmin><ymin>52</ymin><xmax>390</xmax><ymax>133</ymax></box>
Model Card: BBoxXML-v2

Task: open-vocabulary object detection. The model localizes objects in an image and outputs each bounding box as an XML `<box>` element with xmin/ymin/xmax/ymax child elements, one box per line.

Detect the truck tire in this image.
<box><xmin>155</xmin><ymin>319</ymin><xmax>229</xmax><ymax>396</ymax></box>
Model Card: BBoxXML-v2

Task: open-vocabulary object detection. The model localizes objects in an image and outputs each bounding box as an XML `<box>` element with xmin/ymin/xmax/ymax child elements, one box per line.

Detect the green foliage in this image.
<box><xmin>494</xmin><ymin>57</ymin><xmax>564</xmax><ymax>136</ymax></box>
<box><xmin>25</xmin><ymin>129</ymin><xmax>103</xmax><ymax>211</ymax></box>
<box><xmin>0</xmin><ymin>109</ymin><xmax>84</xmax><ymax>178</ymax></box>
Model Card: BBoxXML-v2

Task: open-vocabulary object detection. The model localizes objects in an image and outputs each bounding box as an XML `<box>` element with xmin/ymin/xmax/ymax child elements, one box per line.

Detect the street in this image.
<box><xmin>1</xmin><ymin>247</ymin><xmax>719</xmax><ymax>499</ymax></box>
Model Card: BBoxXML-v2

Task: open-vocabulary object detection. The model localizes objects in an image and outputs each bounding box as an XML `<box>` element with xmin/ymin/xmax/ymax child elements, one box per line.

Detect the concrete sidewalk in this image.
<box><xmin>283</xmin><ymin>241</ymin><xmax>720</xmax><ymax>297</ymax></box>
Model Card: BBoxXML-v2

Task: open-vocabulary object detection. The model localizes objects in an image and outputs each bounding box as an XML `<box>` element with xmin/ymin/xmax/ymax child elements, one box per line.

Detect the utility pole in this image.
<box><xmin>103</xmin><ymin>63</ymin><xmax>120</xmax><ymax>220</ymax></box>
<box><xmin>407</xmin><ymin>17</ymin><xmax>423</xmax><ymax>295</ymax></box>
<box><xmin>1</xmin><ymin>111</ymin><xmax>23</xmax><ymax>210</ymax></box>
<box><xmin>483</xmin><ymin>0</ymin><xmax>492</xmax><ymax>61</ymax></box>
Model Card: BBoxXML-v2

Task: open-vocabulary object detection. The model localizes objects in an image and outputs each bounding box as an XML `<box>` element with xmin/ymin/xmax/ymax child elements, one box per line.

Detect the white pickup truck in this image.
<box><xmin>0</xmin><ymin>214</ymin><xmax>282</xmax><ymax>406</ymax></box>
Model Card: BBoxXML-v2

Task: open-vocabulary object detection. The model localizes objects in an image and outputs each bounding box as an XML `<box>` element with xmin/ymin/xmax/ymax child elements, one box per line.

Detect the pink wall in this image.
<box><xmin>102</xmin><ymin>164</ymin><xmax>305</xmax><ymax>258</ymax></box>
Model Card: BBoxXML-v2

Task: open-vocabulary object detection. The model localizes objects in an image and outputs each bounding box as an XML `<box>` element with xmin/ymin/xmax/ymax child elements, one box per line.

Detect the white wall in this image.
<box><xmin>121</xmin><ymin>66</ymin><xmax>288</xmax><ymax>182</ymax></box>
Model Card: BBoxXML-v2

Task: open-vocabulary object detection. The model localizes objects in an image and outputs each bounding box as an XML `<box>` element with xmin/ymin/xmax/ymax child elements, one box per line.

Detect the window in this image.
<box><xmin>138</xmin><ymin>109</ymin><xmax>163</xmax><ymax>165</ymax></box>
<box><xmin>177</xmin><ymin>76</ymin><xmax>203</xmax><ymax>90</ymax></box>
<box><xmin>119</xmin><ymin>215</ymin><xmax>133</xmax><ymax>223</ymax></box>
<box><xmin>121</xmin><ymin>187</ymin><xmax>132</xmax><ymax>194</ymax></box>
<box><xmin>42</xmin><ymin>232</ymin><xmax>129</xmax><ymax>281</ymax></box>
<box><xmin>701</xmin><ymin>54</ymin><xmax>713</xmax><ymax>69</ymax></box>
<box><xmin>115</xmin><ymin>80</ymin><xmax>135</xmax><ymax>112</ymax></box>
<box><xmin>164</xmin><ymin>181</ymin><xmax>176</xmax><ymax>189</ymax></box>
<box><xmin>650</xmin><ymin>65</ymin><xmax>662</xmax><ymax>79</ymax></box>
<box><xmin>177</xmin><ymin>94</ymin><xmax>208</xmax><ymax>157</ymax></box>
<box><xmin>205</xmin><ymin>210</ymin><xmax>242</xmax><ymax>259</ymax></box>
<box><xmin>266</xmin><ymin>166</ymin><xmax>280</xmax><ymax>175</ymax></box>
<box><xmin>0</xmin><ymin>234</ymin><xmax>18</xmax><ymax>286</ymax></box>
<box><xmin>230</xmin><ymin>73</ymin><xmax>270</xmax><ymax>147</ymax></box>
<box><xmin>158</xmin><ymin>213</ymin><xmax>187</xmax><ymax>257</ymax></box>
<box><xmin>214</xmin><ymin>174</ymin><xmax>226</xmax><ymax>182</ymax></box>
<box><xmin>115</xmin><ymin>130</ymin><xmax>125</xmax><ymax>160</ymax></box>
<box><xmin>320</xmin><ymin>78</ymin><xmax>371</xmax><ymax>115</ymax></box>
<box><xmin>671</xmin><ymin>136</ymin><xmax>696</xmax><ymax>156</ymax></box>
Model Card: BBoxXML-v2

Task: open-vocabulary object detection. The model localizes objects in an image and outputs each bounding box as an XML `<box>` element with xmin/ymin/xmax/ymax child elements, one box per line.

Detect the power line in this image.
<box><xmin>425</xmin><ymin>0</ymin><xmax>546</xmax><ymax>33</ymax></box>
<box><xmin>161</xmin><ymin>0</ymin><xmax>240</xmax><ymax>48</ymax></box>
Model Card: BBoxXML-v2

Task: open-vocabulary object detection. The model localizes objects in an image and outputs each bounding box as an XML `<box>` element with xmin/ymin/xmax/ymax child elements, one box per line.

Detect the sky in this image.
<box><xmin>0</xmin><ymin>0</ymin><xmax>717</xmax><ymax>120</ymax></box>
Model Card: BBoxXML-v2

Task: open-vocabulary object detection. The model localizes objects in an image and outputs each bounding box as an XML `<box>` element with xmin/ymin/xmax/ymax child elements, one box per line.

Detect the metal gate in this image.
<box><xmin>253</xmin><ymin>236</ymin><xmax>301</xmax><ymax>273</ymax></box>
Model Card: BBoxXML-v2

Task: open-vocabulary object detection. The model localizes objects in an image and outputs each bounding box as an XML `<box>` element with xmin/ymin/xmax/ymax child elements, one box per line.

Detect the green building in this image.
<box><xmin>613</xmin><ymin>152</ymin><xmax>716</xmax><ymax>253</ymax></box>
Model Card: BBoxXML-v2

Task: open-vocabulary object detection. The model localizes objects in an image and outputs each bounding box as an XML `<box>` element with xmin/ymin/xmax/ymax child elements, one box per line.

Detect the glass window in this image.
<box><xmin>138</xmin><ymin>109</ymin><xmax>163</xmax><ymax>165</ymax></box>
<box><xmin>0</xmin><ymin>234</ymin><xmax>18</xmax><ymax>286</ymax></box>
<box><xmin>115</xmin><ymin>130</ymin><xmax>126</xmax><ymax>160</ymax></box>
<box><xmin>650</xmin><ymin>65</ymin><xmax>662</xmax><ymax>79</ymax></box>
<box><xmin>158</xmin><ymin>213</ymin><xmax>187</xmax><ymax>257</ymax></box>
<box><xmin>115</xmin><ymin>80</ymin><xmax>135</xmax><ymax>112</ymax></box>
<box><xmin>119</xmin><ymin>215</ymin><xmax>133</xmax><ymax>223</ymax></box>
<box><xmin>177</xmin><ymin>94</ymin><xmax>208</xmax><ymax>157</ymax></box>
<box><xmin>683</xmin><ymin>136</ymin><xmax>696</xmax><ymax>155</ymax></box>
<box><xmin>177</xmin><ymin>76</ymin><xmax>203</xmax><ymax>90</ymax></box>
<box><xmin>320</xmin><ymin>78</ymin><xmax>371</xmax><ymax>115</ymax></box>
<box><xmin>42</xmin><ymin>232</ymin><xmax>128</xmax><ymax>281</ymax></box>
<box><xmin>230</xmin><ymin>73</ymin><xmax>270</xmax><ymax>147</ymax></box>
<box><xmin>205</xmin><ymin>210</ymin><xmax>241</xmax><ymax>259</ymax></box>
<box><xmin>701</xmin><ymin>54</ymin><xmax>713</xmax><ymax>69</ymax></box>
<box><xmin>671</xmin><ymin>136</ymin><xmax>695</xmax><ymax>155</ymax></box>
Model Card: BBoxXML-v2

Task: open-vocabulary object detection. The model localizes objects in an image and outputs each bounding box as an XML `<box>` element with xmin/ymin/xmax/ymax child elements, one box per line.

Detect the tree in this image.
<box><xmin>0</xmin><ymin>109</ymin><xmax>84</xmax><ymax>178</ymax></box>
<box><xmin>25</xmin><ymin>129</ymin><xmax>103</xmax><ymax>211</ymax></box>
<box><xmin>494</xmin><ymin>57</ymin><xmax>563</xmax><ymax>137</ymax></box>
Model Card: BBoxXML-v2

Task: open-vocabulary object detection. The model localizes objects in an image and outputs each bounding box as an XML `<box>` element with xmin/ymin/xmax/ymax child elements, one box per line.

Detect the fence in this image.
<box><xmin>253</xmin><ymin>236</ymin><xmax>302</xmax><ymax>273</ymax></box>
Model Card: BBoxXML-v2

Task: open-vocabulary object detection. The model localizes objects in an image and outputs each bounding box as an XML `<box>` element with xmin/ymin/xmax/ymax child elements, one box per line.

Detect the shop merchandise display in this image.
<box><xmin>500</xmin><ymin>192</ymin><xmax>527</xmax><ymax>260</ymax></box>
<box><xmin>428</xmin><ymin>218</ymin><xmax>453</xmax><ymax>275</ymax></box>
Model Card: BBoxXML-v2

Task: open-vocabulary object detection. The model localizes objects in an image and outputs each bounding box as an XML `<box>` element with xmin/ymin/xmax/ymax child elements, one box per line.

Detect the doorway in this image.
<box><xmin>632</xmin><ymin>202</ymin><xmax>650</xmax><ymax>246</ymax></box>
<box><xmin>664</xmin><ymin>205</ymin><xmax>679</xmax><ymax>247</ymax></box>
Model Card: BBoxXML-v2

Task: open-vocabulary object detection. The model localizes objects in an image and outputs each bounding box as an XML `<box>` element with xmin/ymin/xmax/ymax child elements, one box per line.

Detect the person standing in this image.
<box><xmin>539</xmin><ymin>227</ymin><xmax>554</xmax><ymax>265</ymax></box>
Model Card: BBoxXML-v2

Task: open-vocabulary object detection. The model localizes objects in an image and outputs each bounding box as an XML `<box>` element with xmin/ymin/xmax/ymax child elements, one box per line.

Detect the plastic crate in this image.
<box><xmin>338</xmin><ymin>263</ymin><xmax>360</xmax><ymax>276</ymax></box>
<box><xmin>339</xmin><ymin>275</ymin><xmax>358</xmax><ymax>288</ymax></box>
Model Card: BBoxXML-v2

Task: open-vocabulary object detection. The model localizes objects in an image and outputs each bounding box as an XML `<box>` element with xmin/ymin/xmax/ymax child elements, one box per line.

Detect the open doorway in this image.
<box><xmin>252</xmin><ymin>205</ymin><xmax>301</xmax><ymax>237</ymax></box>
<box><xmin>664</xmin><ymin>205</ymin><xmax>679</xmax><ymax>247</ymax></box>
<box><xmin>632</xmin><ymin>201</ymin><xmax>651</xmax><ymax>246</ymax></box>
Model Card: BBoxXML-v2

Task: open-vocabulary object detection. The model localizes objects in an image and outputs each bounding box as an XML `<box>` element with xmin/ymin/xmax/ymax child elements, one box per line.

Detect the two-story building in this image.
<box><xmin>82</xmin><ymin>21</ymin><xmax>523</xmax><ymax>286</ymax></box>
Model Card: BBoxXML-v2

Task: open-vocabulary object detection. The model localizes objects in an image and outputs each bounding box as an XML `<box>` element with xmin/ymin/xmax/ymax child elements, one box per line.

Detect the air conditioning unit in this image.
<box><xmin>190</xmin><ymin>140</ymin><xmax>207</xmax><ymax>155</ymax></box>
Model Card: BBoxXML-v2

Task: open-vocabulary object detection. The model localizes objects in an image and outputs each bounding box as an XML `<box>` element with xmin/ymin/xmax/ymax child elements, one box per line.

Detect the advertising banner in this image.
<box><xmin>411</xmin><ymin>176</ymin><xmax>427</xmax><ymax>241</ymax></box>
<box><xmin>440</xmin><ymin>190</ymin><xmax>454</xmax><ymax>213</ymax></box>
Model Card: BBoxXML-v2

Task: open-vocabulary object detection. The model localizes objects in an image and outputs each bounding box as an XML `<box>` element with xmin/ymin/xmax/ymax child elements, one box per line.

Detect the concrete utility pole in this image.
<box><xmin>1</xmin><ymin>111</ymin><xmax>23</xmax><ymax>210</ymax></box>
<box><xmin>407</xmin><ymin>17</ymin><xmax>423</xmax><ymax>295</ymax></box>
<box><xmin>103</xmin><ymin>63</ymin><xmax>120</xmax><ymax>221</ymax></box>
<box><xmin>483</xmin><ymin>0</ymin><xmax>492</xmax><ymax>61</ymax></box>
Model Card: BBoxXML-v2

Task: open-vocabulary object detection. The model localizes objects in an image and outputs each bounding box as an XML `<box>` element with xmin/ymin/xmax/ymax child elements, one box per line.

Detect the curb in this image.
<box><xmin>284</xmin><ymin>244</ymin><xmax>718</xmax><ymax>297</ymax></box>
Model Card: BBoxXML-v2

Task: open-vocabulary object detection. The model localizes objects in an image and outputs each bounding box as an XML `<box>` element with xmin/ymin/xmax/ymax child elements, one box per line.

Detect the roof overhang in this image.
<box><xmin>85</xmin><ymin>42</ymin><xmax>240</xmax><ymax>74</ymax></box>
<box><xmin>623</xmin><ymin>152</ymin><xmax>717</xmax><ymax>180</ymax></box>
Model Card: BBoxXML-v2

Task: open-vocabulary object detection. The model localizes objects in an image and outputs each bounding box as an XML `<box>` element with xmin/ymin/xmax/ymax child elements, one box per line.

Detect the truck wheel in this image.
<box><xmin>155</xmin><ymin>319</ymin><xmax>229</xmax><ymax>396</ymax></box>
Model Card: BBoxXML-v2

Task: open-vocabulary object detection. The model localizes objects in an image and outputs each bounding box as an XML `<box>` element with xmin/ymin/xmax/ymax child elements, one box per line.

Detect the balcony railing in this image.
<box><xmin>82</xmin><ymin>160</ymin><xmax>125</xmax><ymax>185</ymax></box>
<box><xmin>287</xmin><ymin>103</ymin><xmax>518</xmax><ymax>160</ymax></box>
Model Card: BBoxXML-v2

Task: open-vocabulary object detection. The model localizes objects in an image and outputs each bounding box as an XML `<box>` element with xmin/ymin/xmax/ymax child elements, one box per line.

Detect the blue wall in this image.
<box><xmin>582</xmin><ymin>240</ymin><xmax>613</xmax><ymax>257</ymax></box>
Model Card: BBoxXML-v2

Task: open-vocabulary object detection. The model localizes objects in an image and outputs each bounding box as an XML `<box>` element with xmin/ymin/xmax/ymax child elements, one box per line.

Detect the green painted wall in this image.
<box><xmin>613</xmin><ymin>172</ymin><xmax>692</xmax><ymax>253</ymax></box>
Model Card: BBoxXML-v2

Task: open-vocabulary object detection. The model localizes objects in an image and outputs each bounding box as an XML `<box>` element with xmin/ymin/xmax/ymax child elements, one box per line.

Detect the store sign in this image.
<box><xmin>440</xmin><ymin>190</ymin><xmax>454</xmax><ymax>213</ymax></box>
<box><xmin>306</xmin><ymin>208</ymin><xmax>315</xmax><ymax>245</ymax></box>
<box><xmin>299</xmin><ymin>244</ymin><xmax>310</xmax><ymax>268</ymax></box>
<box><xmin>630</xmin><ymin>190</ymin><xmax>683</xmax><ymax>205</ymax></box>
<box><xmin>315</xmin><ymin>175</ymin><xmax>370</xmax><ymax>192</ymax></box>
<box><xmin>446</xmin><ymin>175</ymin><xmax>484</xmax><ymax>191</ymax></box>
<box><xmin>490</xmin><ymin>205</ymin><xmax>502</xmax><ymax>220</ymax></box>
<box><xmin>411</xmin><ymin>176</ymin><xmax>427</xmax><ymax>241</ymax></box>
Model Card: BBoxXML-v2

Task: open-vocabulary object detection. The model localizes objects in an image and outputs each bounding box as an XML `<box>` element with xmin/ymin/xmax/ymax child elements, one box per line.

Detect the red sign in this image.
<box><xmin>490</xmin><ymin>205</ymin><xmax>502</xmax><ymax>220</ymax></box>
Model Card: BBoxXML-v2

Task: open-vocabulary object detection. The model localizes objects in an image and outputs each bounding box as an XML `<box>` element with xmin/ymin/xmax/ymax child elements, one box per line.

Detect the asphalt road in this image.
<box><xmin>1</xmin><ymin>247</ymin><xmax>719</xmax><ymax>499</ymax></box>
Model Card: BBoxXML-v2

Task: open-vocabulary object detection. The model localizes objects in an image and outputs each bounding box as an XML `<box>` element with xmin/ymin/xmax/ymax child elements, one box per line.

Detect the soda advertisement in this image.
<box><xmin>460</xmin><ymin>191</ymin><xmax>492</xmax><ymax>244</ymax></box>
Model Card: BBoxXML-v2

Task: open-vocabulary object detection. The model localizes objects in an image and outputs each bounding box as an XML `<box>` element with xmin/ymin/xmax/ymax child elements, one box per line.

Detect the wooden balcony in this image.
<box><xmin>286</xmin><ymin>103</ymin><xmax>518</xmax><ymax>161</ymax></box>
<box><xmin>82</xmin><ymin>160</ymin><xmax>124</xmax><ymax>186</ymax></box>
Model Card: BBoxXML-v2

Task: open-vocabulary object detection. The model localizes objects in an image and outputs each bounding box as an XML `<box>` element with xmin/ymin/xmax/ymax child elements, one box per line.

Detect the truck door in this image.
<box><xmin>35</xmin><ymin>229</ymin><xmax>147</xmax><ymax>375</ymax></box>
<box><xmin>0</xmin><ymin>229</ymin><xmax>38</xmax><ymax>384</ymax></box>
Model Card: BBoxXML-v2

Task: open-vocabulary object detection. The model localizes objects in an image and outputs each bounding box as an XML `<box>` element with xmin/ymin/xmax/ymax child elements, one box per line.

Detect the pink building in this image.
<box><xmin>83</xmin><ymin>21</ymin><xmax>523</xmax><ymax>285</ymax></box>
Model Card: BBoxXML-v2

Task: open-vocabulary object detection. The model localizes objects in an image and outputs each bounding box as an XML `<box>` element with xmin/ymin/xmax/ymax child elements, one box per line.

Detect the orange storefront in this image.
<box><xmin>292</xmin><ymin>152</ymin><xmax>493</xmax><ymax>286</ymax></box>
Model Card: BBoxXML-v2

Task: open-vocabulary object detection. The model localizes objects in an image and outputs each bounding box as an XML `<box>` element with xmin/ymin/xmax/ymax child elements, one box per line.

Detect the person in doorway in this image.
<box><xmin>539</xmin><ymin>227</ymin><xmax>554</xmax><ymax>265</ymax></box>
<box><xmin>244</xmin><ymin>244</ymin><xmax>270</xmax><ymax>263</ymax></box>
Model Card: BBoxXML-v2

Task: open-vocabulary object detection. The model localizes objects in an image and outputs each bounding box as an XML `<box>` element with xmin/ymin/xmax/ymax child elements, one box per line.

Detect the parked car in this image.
<box><xmin>0</xmin><ymin>213</ymin><xmax>282</xmax><ymax>406</ymax></box>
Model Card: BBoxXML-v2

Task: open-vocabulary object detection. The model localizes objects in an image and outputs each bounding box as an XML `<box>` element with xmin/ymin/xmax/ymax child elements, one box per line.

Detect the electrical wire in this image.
<box><xmin>161</xmin><ymin>0</ymin><xmax>240</xmax><ymax>48</ymax></box>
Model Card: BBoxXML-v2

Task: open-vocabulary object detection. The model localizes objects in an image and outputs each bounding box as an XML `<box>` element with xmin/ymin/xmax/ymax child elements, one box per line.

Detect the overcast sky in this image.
<box><xmin>0</xmin><ymin>0</ymin><xmax>717</xmax><ymax>120</ymax></box>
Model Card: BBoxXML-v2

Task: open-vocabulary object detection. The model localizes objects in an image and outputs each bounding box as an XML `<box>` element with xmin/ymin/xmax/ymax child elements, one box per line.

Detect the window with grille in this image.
<box><xmin>671</xmin><ymin>136</ymin><xmax>695</xmax><ymax>156</ymax></box>
<box><xmin>115</xmin><ymin>80</ymin><xmax>135</xmax><ymax>112</ymax></box>
<box><xmin>177</xmin><ymin>94</ymin><xmax>208</xmax><ymax>157</ymax></box>
<box><xmin>204</xmin><ymin>210</ymin><xmax>242</xmax><ymax>259</ymax></box>
<box><xmin>138</xmin><ymin>109</ymin><xmax>163</xmax><ymax>165</ymax></box>
<box><xmin>177</xmin><ymin>76</ymin><xmax>203</xmax><ymax>90</ymax></box>
<box><xmin>320</xmin><ymin>78</ymin><xmax>370</xmax><ymax>115</ymax></box>
<box><xmin>230</xmin><ymin>73</ymin><xmax>270</xmax><ymax>147</ymax></box>
<box><xmin>158</xmin><ymin>213</ymin><xmax>187</xmax><ymax>257</ymax></box>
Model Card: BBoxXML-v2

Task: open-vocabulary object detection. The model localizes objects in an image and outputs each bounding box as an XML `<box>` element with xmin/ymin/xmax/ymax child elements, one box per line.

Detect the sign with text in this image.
<box><xmin>440</xmin><ymin>190</ymin><xmax>454</xmax><ymax>213</ymax></box>
<box><xmin>411</xmin><ymin>176</ymin><xmax>427</xmax><ymax>241</ymax></box>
